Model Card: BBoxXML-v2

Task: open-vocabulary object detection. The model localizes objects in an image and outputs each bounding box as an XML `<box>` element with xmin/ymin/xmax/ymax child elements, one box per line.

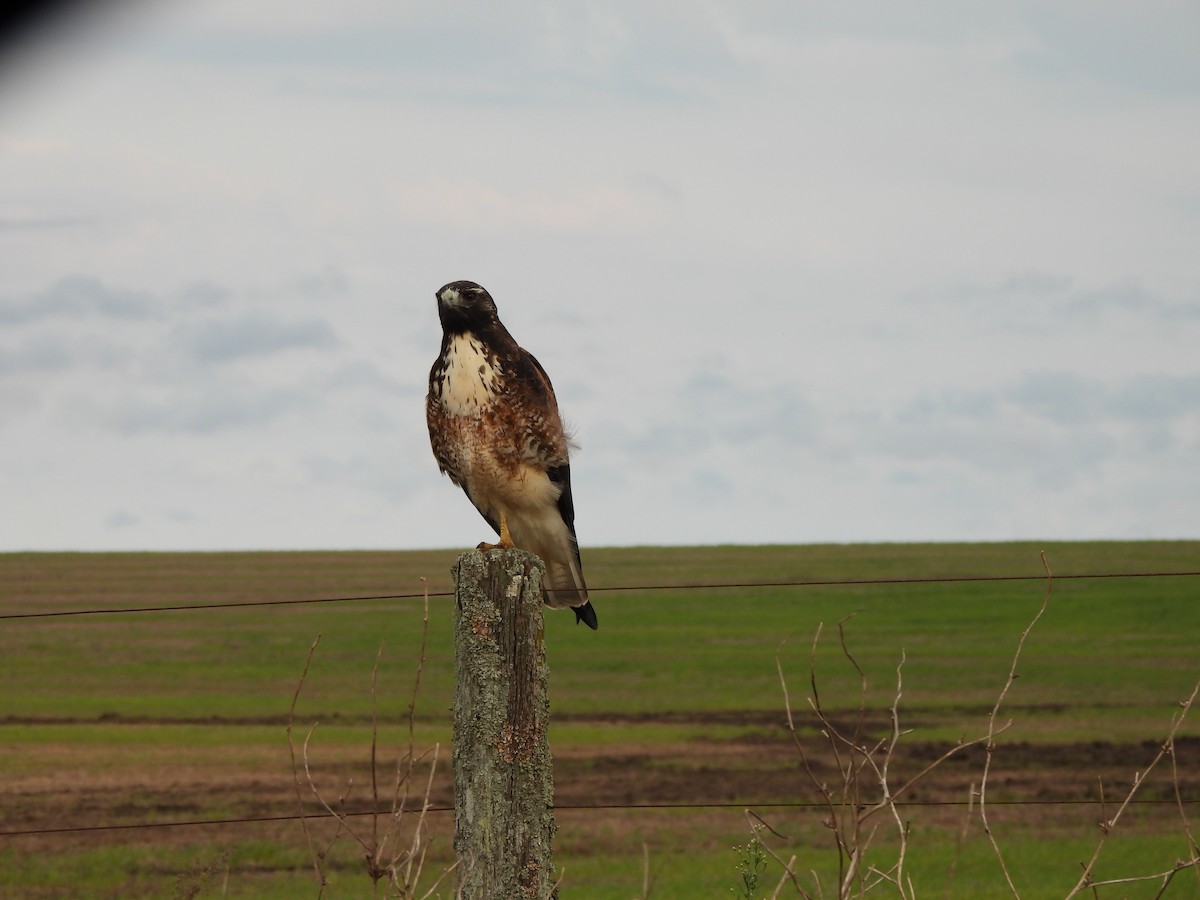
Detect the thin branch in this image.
<box><xmin>768</xmin><ymin>855</ymin><xmax>799</xmax><ymax>900</ymax></box>
<box><xmin>746</xmin><ymin>810</ymin><xmax>813</xmax><ymax>899</ymax></box>
<box><xmin>390</xmin><ymin>583</ymin><xmax>437</xmax><ymax>897</ymax></box>
<box><xmin>944</xmin><ymin>783</ymin><xmax>977</xmax><ymax>899</ymax></box>
<box><xmin>302</xmin><ymin>724</ymin><xmax>370</xmax><ymax>853</ymax></box>
<box><xmin>286</xmin><ymin>635</ymin><xmax>327</xmax><ymax>894</ymax></box>
<box><xmin>792</xmin><ymin>626</ymin><xmax>857</xmax><ymax>887</ymax></box>
<box><xmin>979</xmin><ymin>551</ymin><xmax>1052</xmax><ymax>898</ymax></box>
<box><xmin>369</xmin><ymin>640</ymin><xmax>386</xmax><ymax>883</ymax></box>
<box><xmin>1168</xmin><ymin>728</ymin><xmax>1200</xmax><ymax>894</ymax></box>
<box><xmin>416</xmin><ymin>859</ymin><xmax>460</xmax><ymax>900</ymax></box>
<box><xmin>746</xmin><ymin>809</ymin><xmax>791</xmax><ymax>843</ymax></box>
<box><xmin>1081</xmin><ymin>857</ymin><xmax>1199</xmax><ymax>892</ymax></box>
<box><xmin>777</xmin><ymin>639</ymin><xmax>840</xmax><ymax>835</ymax></box>
<box><xmin>806</xmin><ymin>623</ymin><xmax>865</xmax><ymax>892</ymax></box>
<box><xmin>545</xmin><ymin>863</ymin><xmax>567</xmax><ymax>900</ymax></box>
<box><xmin>382</xmin><ymin>582</ymin><xmax>460</xmax><ymax>899</ymax></box>
<box><xmin>882</xmin><ymin>652</ymin><xmax>911</xmax><ymax>900</ymax></box>
<box><xmin>835</xmin><ymin>614</ymin><xmax>868</xmax><ymax>755</ymax></box>
<box><xmin>392</xmin><ymin>583</ymin><xmax>433</xmax><ymax>838</ymax></box>
<box><xmin>1064</xmin><ymin>678</ymin><xmax>1200</xmax><ymax>898</ymax></box>
<box><xmin>407</xmin><ymin>580</ymin><xmax>432</xmax><ymax>752</ymax></box>
<box><xmin>861</xmin><ymin>730</ymin><xmax>1002</xmax><ymax>822</ymax></box>
<box><xmin>397</xmin><ymin>743</ymin><xmax>442</xmax><ymax>894</ymax></box>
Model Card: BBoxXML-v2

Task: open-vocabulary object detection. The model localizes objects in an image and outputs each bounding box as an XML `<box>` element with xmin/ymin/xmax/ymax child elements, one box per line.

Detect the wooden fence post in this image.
<box><xmin>452</xmin><ymin>548</ymin><xmax>556</xmax><ymax>899</ymax></box>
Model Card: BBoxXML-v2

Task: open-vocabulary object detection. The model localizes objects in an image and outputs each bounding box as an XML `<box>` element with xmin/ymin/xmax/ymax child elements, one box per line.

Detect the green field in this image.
<box><xmin>1</xmin><ymin>542</ymin><xmax>1198</xmax><ymax>898</ymax></box>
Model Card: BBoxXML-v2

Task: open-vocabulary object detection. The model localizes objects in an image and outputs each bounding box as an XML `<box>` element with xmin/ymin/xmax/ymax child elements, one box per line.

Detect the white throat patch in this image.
<box><xmin>438</xmin><ymin>332</ymin><xmax>500</xmax><ymax>416</ymax></box>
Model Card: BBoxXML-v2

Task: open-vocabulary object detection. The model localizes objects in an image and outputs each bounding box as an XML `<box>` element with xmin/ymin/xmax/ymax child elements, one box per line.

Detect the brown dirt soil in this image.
<box><xmin>2</xmin><ymin>711</ymin><xmax>1196</xmax><ymax>853</ymax></box>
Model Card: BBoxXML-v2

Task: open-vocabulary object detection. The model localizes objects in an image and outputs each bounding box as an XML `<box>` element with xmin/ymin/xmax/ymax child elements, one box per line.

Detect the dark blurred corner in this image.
<box><xmin>0</xmin><ymin>0</ymin><xmax>124</xmax><ymax>84</ymax></box>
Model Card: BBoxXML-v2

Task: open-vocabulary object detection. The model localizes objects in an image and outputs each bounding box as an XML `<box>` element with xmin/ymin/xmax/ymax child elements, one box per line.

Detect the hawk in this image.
<box><xmin>426</xmin><ymin>280</ymin><xmax>598</xmax><ymax>629</ymax></box>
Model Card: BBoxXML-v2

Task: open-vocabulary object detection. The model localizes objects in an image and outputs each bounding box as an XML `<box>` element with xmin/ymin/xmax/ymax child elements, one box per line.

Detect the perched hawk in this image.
<box><xmin>426</xmin><ymin>280</ymin><xmax>598</xmax><ymax>630</ymax></box>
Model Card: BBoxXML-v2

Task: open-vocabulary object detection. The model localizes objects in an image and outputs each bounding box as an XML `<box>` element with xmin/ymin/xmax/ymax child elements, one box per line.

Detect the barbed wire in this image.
<box><xmin>3</xmin><ymin>569</ymin><xmax>1199</xmax><ymax>621</ymax></box>
<box><xmin>3</xmin><ymin>795</ymin><xmax>1197</xmax><ymax>839</ymax></box>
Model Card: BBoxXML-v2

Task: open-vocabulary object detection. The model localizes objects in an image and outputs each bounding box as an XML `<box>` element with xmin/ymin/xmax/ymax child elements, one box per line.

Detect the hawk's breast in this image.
<box><xmin>428</xmin><ymin>330</ymin><xmax>565</xmax><ymax>520</ymax></box>
<box><xmin>428</xmin><ymin>332</ymin><xmax>512</xmax><ymax>493</ymax></box>
<box><xmin>434</xmin><ymin>333</ymin><xmax>501</xmax><ymax>417</ymax></box>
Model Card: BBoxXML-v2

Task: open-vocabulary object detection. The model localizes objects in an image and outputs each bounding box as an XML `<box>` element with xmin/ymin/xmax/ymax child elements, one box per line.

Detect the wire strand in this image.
<box><xmin>3</xmin><ymin>796</ymin><xmax>1197</xmax><ymax>839</ymax></box>
<box><xmin>3</xmin><ymin>570</ymin><xmax>1198</xmax><ymax>620</ymax></box>
<box><xmin>0</xmin><ymin>591</ymin><xmax>444</xmax><ymax>620</ymax></box>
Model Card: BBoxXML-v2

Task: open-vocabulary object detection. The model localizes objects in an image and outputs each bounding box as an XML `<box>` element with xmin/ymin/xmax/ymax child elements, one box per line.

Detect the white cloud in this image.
<box><xmin>0</xmin><ymin>335</ymin><xmax>75</xmax><ymax>377</ymax></box>
<box><xmin>105</xmin><ymin>509</ymin><xmax>140</xmax><ymax>529</ymax></box>
<box><xmin>388</xmin><ymin>178</ymin><xmax>666</xmax><ymax>233</ymax></box>
<box><xmin>91</xmin><ymin>382</ymin><xmax>316</xmax><ymax>435</ymax></box>
<box><xmin>0</xmin><ymin>275</ymin><xmax>156</xmax><ymax>324</ymax></box>
<box><xmin>174</xmin><ymin>311</ymin><xmax>337</xmax><ymax>363</ymax></box>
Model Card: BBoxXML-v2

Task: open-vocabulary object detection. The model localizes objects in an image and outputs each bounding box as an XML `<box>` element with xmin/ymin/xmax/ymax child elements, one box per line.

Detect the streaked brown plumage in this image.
<box><xmin>426</xmin><ymin>280</ymin><xmax>597</xmax><ymax>629</ymax></box>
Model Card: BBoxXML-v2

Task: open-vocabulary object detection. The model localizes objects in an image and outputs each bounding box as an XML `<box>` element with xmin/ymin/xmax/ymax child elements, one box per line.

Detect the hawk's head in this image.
<box><xmin>436</xmin><ymin>281</ymin><xmax>499</xmax><ymax>334</ymax></box>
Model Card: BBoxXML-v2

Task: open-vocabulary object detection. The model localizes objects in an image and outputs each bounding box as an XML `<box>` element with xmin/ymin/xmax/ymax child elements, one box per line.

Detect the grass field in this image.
<box><xmin>1</xmin><ymin>542</ymin><xmax>1198</xmax><ymax>898</ymax></box>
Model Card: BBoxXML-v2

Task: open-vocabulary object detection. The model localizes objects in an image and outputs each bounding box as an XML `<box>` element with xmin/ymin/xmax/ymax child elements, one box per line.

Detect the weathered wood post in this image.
<box><xmin>452</xmin><ymin>548</ymin><xmax>556</xmax><ymax>898</ymax></box>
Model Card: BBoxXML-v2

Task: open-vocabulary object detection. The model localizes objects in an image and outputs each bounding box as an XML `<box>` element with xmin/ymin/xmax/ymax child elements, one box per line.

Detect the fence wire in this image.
<box><xmin>3</xmin><ymin>796</ymin><xmax>1199</xmax><ymax>840</ymax></box>
<box><xmin>3</xmin><ymin>569</ymin><xmax>1199</xmax><ymax>621</ymax></box>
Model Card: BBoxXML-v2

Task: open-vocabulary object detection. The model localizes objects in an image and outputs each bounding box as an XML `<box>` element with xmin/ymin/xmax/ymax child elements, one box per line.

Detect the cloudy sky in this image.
<box><xmin>2</xmin><ymin>1</ymin><xmax>1198</xmax><ymax>551</ymax></box>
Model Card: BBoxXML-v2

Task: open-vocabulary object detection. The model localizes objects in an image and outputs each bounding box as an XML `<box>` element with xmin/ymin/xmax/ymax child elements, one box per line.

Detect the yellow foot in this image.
<box><xmin>477</xmin><ymin>512</ymin><xmax>515</xmax><ymax>551</ymax></box>
<box><xmin>476</xmin><ymin>539</ymin><xmax>513</xmax><ymax>551</ymax></box>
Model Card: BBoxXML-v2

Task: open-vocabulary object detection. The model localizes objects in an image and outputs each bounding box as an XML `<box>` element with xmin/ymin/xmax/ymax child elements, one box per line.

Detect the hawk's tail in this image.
<box><xmin>572</xmin><ymin>600</ymin><xmax>598</xmax><ymax>630</ymax></box>
<box><xmin>543</xmin><ymin>558</ymin><xmax>598</xmax><ymax>630</ymax></box>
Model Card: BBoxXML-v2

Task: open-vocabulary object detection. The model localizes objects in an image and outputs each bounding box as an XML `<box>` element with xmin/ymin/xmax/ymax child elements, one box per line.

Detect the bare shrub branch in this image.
<box><xmin>287</xmin><ymin>635</ymin><xmax>332</xmax><ymax>895</ymax></box>
<box><xmin>1064</xmin><ymin>679</ymin><xmax>1200</xmax><ymax>898</ymax></box>
<box><xmin>746</xmin><ymin>809</ymin><xmax>812</xmax><ymax>899</ymax></box>
<box><xmin>1168</xmin><ymin>725</ymin><xmax>1200</xmax><ymax>894</ymax></box>
<box><xmin>770</xmin><ymin>623</ymin><xmax>999</xmax><ymax>899</ymax></box>
<box><xmin>752</xmin><ymin>550</ymin><xmax>1199</xmax><ymax>899</ymax></box>
<box><xmin>978</xmin><ymin>551</ymin><xmax>1053</xmax><ymax>898</ymax></box>
<box><xmin>288</xmin><ymin>583</ymin><xmax>457</xmax><ymax>899</ymax></box>
<box><xmin>760</xmin><ymin>553</ymin><xmax>1056</xmax><ymax>899</ymax></box>
<box><xmin>944</xmin><ymin>783</ymin><xmax>978</xmax><ymax>899</ymax></box>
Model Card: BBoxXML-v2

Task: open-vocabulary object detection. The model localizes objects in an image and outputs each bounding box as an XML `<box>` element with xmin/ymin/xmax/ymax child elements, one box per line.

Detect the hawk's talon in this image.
<box><xmin>475</xmin><ymin>539</ymin><xmax>515</xmax><ymax>551</ymax></box>
<box><xmin>478</xmin><ymin>512</ymin><xmax>515</xmax><ymax>551</ymax></box>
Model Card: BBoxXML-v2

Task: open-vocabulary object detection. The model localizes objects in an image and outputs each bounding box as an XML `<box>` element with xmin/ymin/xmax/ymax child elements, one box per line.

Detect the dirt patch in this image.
<box><xmin>3</xmin><ymin>709</ymin><xmax>1195</xmax><ymax>847</ymax></box>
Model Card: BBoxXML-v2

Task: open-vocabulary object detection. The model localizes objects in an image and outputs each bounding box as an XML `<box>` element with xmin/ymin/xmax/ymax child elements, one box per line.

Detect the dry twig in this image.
<box><xmin>764</xmin><ymin>553</ymin><xmax>1055</xmax><ymax>899</ymax></box>
<box><xmin>1063</xmin><ymin>679</ymin><xmax>1200</xmax><ymax>898</ymax></box>
<box><xmin>287</xmin><ymin>635</ymin><xmax>332</xmax><ymax>895</ymax></box>
<box><xmin>771</xmin><ymin>622</ymin><xmax>1001</xmax><ymax>899</ymax></box>
<box><xmin>758</xmin><ymin>550</ymin><xmax>1198</xmax><ymax>900</ymax></box>
<box><xmin>978</xmin><ymin>551</ymin><xmax>1052</xmax><ymax>898</ymax></box>
<box><xmin>288</xmin><ymin>584</ymin><xmax>457</xmax><ymax>899</ymax></box>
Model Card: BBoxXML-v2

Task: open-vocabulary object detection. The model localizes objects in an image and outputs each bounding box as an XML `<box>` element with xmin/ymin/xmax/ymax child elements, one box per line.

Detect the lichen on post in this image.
<box><xmin>452</xmin><ymin>548</ymin><xmax>556</xmax><ymax>899</ymax></box>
